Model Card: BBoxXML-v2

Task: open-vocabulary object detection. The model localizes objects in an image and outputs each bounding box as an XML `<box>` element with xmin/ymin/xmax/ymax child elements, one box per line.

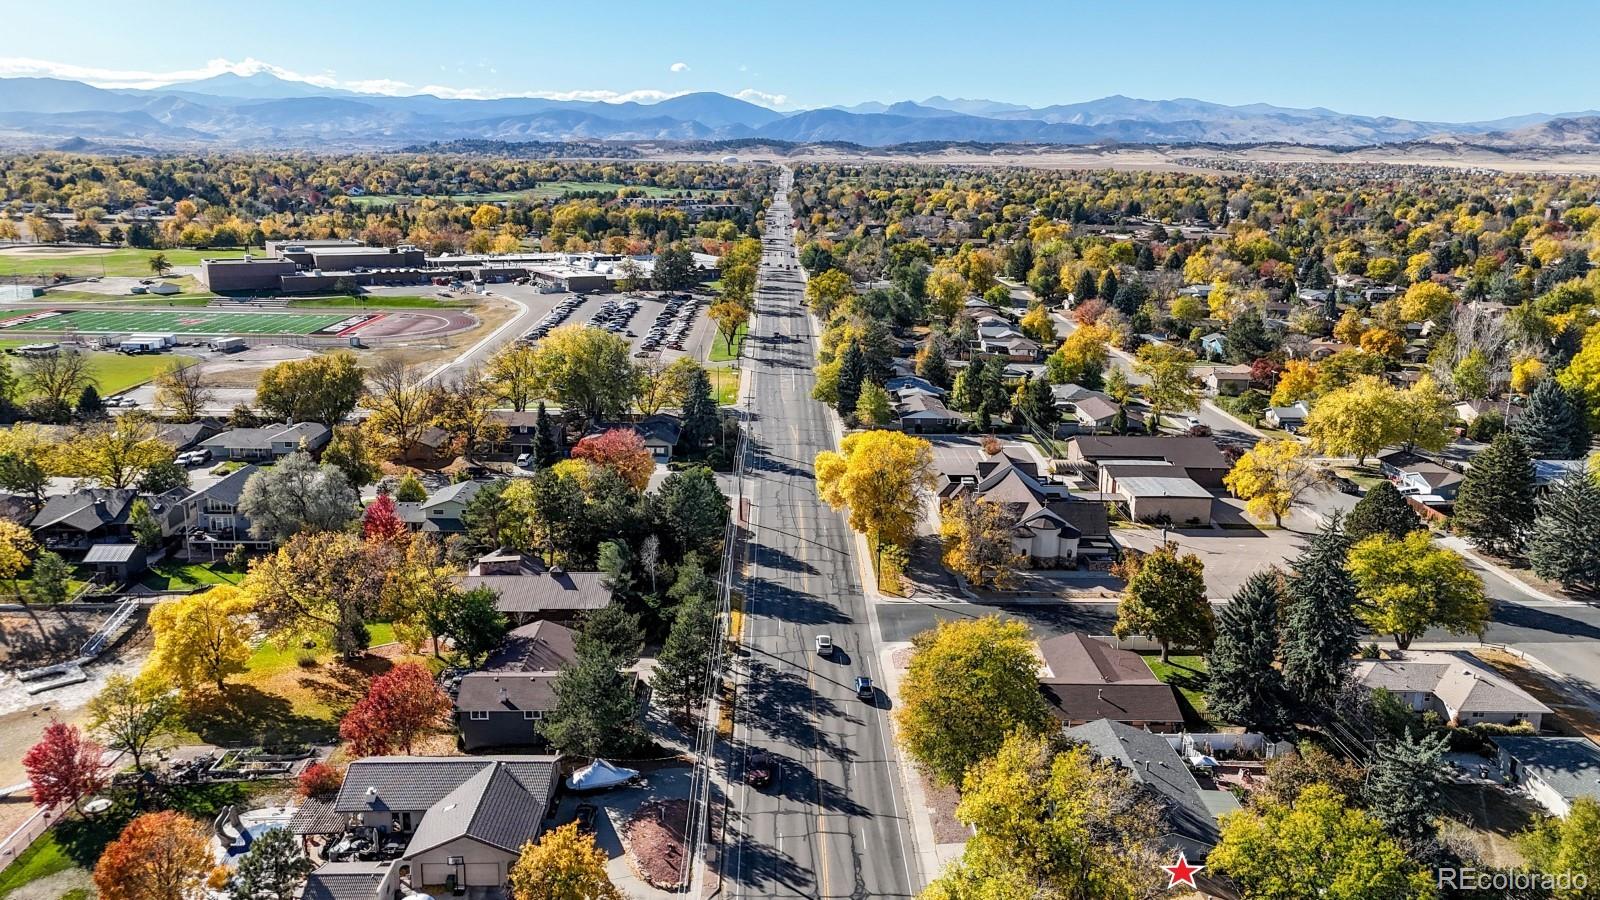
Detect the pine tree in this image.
<box><xmin>652</xmin><ymin>592</ymin><xmax>716</xmax><ymax>723</ymax></box>
<box><xmin>1453</xmin><ymin>432</ymin><xmax>1536</xmax><ymax>555</ymax></box>
<box><xmin>1365</xmin><ymin>729</ymin><xmax>1450</xmax><ymax>846</ymax></box>
<box><xmin>1528</xmin><ymin>471</ymin><xmax>1600</xmax><ymax>592</ymax></box>
<box><xmin>1343</xmin><ymin>480</ymin><xmax>1422</xmax><ymax>544</ymax></box>
<box><xmin>678</xmin><ymin>367</ymin><xmax>719</xmax><ymax>450</ymax></box>
<box><xmin>1206</xmin><ymin>569</ymin><xmax>1288</xmax><ymax>733</ymax></box>
<box><xmin>917</xmin><ymin>341</ymin><xmax>951</xmax><ymax>389</ymax></box>
<box><xmin>1097</xmin><ymin>268</ymin><xmax>1120</xmax><ymax>303</ymax></box>
<box><xmin>1515</xmin><ymin>378</ymin><xmax>1590</xmax><ymax>459</ymax></box>
<box><xmin>1072</xmin><ymin>268</ymin><xmax>1097</xmax><ymax>303</ymax></box>
<box><xmin>1011</xmin><ymin>377</ymin><xmax>1058</xmax><ymax>430</ymax></box>
<box><xmin>835</xmin><ymin>342</ymin><xmax>867</xmax><ymax>419</ymax></box>
<box><xmin>1281</xmin><ymin>515</ymin><xmax>1359</xmax><ymax>710</ymax></box>
<box><xmin>534</xmin><ymin>401</ymin><xmax>559</xmax><ymax>464</ymax></box>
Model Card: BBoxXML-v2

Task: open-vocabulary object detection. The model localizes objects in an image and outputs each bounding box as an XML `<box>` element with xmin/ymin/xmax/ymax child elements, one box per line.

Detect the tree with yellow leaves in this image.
<box><xmin>59</xmin><ymin>415</ymin><xmax>174</xmax><ymax>489</ymax></box>
<box><xmin>1271</xmin><ymin>359</ymin><xmax>1319</xmax><ymax>406</ymax></box>
<box><xmin>1305</xmin><ymin>376</ymin><xmax>1406</xmax><ymax>464</ymax></box>
<box><xmin>804</xmin><ymin>268</ymin><xmax>853</xmax><ymax>319</ymax></box>
<box><xmin>1132</xmin><ymin>342</ymin><xmax>1198</xmax><ymax>430</ymax></box>
<box><xmin>1332</xmin><ymin>307</ymin><xmax>1365</xmax><ymax>345</ymax></box>
<box><xmin>508</xmin><ymin>823</ymin><xmax>623</xmax><ymax>900</ymax></box>
<box><xmin>1224</xmin><ymin>439</ymin><xmax>1324</xmax><ymax>527</ymax></box>
<box><xmin>815</xmin><ymin>430</ymin><xmax>935</xmax><ymax>553</ymax></box>
<box><xmin>940</xmin><ymin>496</ymin><xmax>1026</xmax><ymax>589</ymax></box>
<box><xmin>1019</xmin><ymin>303</ymin><xmax>1056</xmax><ymax>345</ymax></box>
<box><xmin>924</xmin><ymin>269</ymin><xmax>968</xmax><ymax>323</ymax></box>
<box><xmin>146</xmin><ymin>586</ymin><xmax>254</xmax><ymax>693</ymax></box>
<box><xmin>1045</xmin><ymin>323</ymin><xmax>1111</xmax><ymax>387</ymax></box>
<box><xmin>0</xmin><ymin>520</ymin><xmax>37</xmax><ymax>596</ymax></box>
<box><xmin>1398</xmin><ymin>282</ymin><xmax>1455</xmax><ymax>322</ymax></box>
<box><xmin>1358</xmin><ymin>327</ymin><xmax>1405</xmax><ymax>360</ymax></box>
<box><xmin>1511</xmin><ymin>356</ymin><xmax>1546</xmax><ymax>395</ymax></box>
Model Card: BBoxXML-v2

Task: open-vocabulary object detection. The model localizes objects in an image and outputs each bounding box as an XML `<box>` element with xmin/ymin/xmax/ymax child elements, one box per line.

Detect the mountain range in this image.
<box><xmin>0</xmin><ymin>72</ymin><xmax>1595</xmax><ymax>151</ymax></box>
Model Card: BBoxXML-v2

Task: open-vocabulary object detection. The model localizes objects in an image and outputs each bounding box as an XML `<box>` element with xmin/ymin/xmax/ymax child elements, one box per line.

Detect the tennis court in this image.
<box><xmin>0</xmin><ymin>308</ymin><xmax>364</xmax><ymax>335</ymax></box>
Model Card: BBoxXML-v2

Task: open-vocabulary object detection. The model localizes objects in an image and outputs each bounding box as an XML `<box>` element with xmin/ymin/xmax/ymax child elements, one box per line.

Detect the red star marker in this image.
<box><xmin>1161</xmin><ymin>851</ymin><xmax>1204</xmax><ymax>889</ymax></box>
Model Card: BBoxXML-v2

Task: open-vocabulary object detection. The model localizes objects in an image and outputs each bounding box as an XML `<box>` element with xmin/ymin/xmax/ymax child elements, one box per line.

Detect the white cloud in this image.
<box><xmin>669</xmin><ymin>62</ymin><xmax>690</xmax><ymax>73</ymax></box>
<box><xmin>735</xmin><ymin>88</ymin><xmax>791</xmax><ymax>109</ymax></box>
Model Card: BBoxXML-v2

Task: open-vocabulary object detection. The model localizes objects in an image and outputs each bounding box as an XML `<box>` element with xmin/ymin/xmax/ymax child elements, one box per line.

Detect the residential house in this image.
<box><xmin>82</xmin><ymin>543</ymin><xmax>147</xmax><ymax>584</ymax></box>
<box><xmin>1065</xmin><ymin>437</ymin><xmax>1232</xmax><ymax>488</ymax></box>
<box><xmin>980</xmin><ymin>333</ymin><xmax>1042</xmax><ymax>362</ymax></box>
<box><xmin>456</xmin><ymin>550</ymin><xmax>613</xmax><ymax>625</ymax></box>
<box><xmin>591</xmin><ymin>414</ymin><xmax>683</xmax><ymax>462</ymax></box>
<box><xmin>1037</xmin><ymin>633</ymin><xmax>1183</xmax><ymax>732</ymax></box>
<box><xmin>1376</xmin><ymin>449</ymin><xmax>1463</xmax><ymax>503</ymax></box>
<box><xmin>1493</xmin><ymin>736</ymin><xmax>1600</xmax><ymax>818</ymax></box>
<box><xmin>200</xmin><ymin>422</ymin><xmax>330</xmax><ymax>461</ymax></box>
<box><xmin>1052</xmin><ymin>384</ymin><xmax>1120</xmax><ymax>433</ymax></box>
<box><xmin>1199</xmin><ymin>333</ymin><xmax>1225</xmax><ymax>359</ymax></box>
<box><xmin>1353</xmin><ymin>652</ymin><xmax>1551</xmax><ymax>729</ymax></box>
<box><xmin>894</xmin><ymin>392</ymin><xmax>966</xmax><ymax>433</ymax></box>
<box><xmin>1064</xmin><ymin>719</ymin><xmax>1240</xmax><ymax>864</ymax></box>
<box><xmin>487</xmin><ymin>410</ymin><xmax>543</xmax><ymax>458</ymax></box>
<box><xmin>1264</xmin><ymin>401</ymin><xmax>1309</xmax><ymax>431</ymax></box>
<box><xmin>401</xmin><ymin>426</ymin><xmax>455</xmax><ymax>466</ymax></box>
<box><xmin>292</xmin><ymin>755</ymin><xmax>561</xmax><ymax>898</ymax></box>
<box><xmin>398</xmin><ymin>481</ymin><xmax>483</xmax><ymax>534</ymax></box>
<box><xmin>452</xmin><ymin>621</ymin><xmax>641</xmax><ymax>750</ymax></box>
<box><xmin>941</xmin><ymin>453</ymin><xmax>1110</xmax><ymax>566</ymax></box>
<box><xmin>1200</xmin><ymin>365</ymin><xmax>1253</xmax><ymax>397</ymax></box>
<box><xmin>1453</xmin><ymin>399</ymin><xmax>1522</xmax><ymax>426</ymax></box>
<box><xmin>155</xmin><ymin>422</ymin><xmax>216</xmax><ymax>453</ymax></box>
<box><xmin>182</xmin><ymin>464</ymin><xmax>271</xmax><ymax>557</ymax></box>
<box><xmin>885</xmin><ymin>375</ymin><xmax>946</xmax><ymax>398</ymax></box>
<box><xmin>1533</xmin><ymin>458</ymin><xmax>1590</xmax><ymax>490</ymax></box>
<box><xmin>30</xmin><ymin>488</ymin><xmax>186</xmax><ymax>553</ymax></box>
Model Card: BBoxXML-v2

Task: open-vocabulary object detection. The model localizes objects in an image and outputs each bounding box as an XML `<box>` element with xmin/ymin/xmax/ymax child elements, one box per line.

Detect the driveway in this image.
<box><xmin>1113</xmin><ymin>522</ymin><xmax>1311</xmax><ymax>599</ymax></box>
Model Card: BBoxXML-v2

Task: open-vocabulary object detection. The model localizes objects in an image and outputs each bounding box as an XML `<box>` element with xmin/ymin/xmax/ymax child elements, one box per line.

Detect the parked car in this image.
<box><xmin>515</xmin><ymin>453</ymin><xmax>533</xmax><ymax>468</ymax></box>
<box><xmin>574</xmin><ymin>803</ymin><xmax>598</xmax><ymax>835</ymax></box>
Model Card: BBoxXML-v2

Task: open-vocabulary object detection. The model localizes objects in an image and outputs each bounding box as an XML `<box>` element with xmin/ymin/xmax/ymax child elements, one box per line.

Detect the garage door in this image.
<box><xmin>464</xmin><ymin>863</ymin><xmax>500</xmax><ymax>885</ymax></box>
<box><xmin>420</xmin><ymin>864</ymin><xmax>454</xmax><ymax>885</ymax></box>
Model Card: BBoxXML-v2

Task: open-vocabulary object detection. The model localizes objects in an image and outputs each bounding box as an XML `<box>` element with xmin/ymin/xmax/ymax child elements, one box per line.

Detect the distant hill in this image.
<box><xmin>0</xmin><ymin>74</ymin><xmax>1594</xmax><ymax>152</ymax></box>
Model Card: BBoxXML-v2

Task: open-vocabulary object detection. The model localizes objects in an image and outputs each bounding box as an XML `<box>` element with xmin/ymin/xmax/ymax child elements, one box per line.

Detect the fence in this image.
<box><xmin>0</xmin><ymin>803</ymin><xmax>61</xmax><ymax>871</ymax></box>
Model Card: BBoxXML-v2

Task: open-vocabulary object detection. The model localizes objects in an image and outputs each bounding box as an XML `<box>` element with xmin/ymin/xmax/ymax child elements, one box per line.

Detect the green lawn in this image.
<box><xmin>42</xmin><ymin>292</ymin><xmax>215</xmax><ymax>307</ymax></box>
<box><xmin>709</xmin><ymin>367</ymin><xmax>739</xmax><ymax>406</ymax></box>
<box><xmin>0</xmin><ymin>247</ymin><xmax>247</xmax><ymax>278</ymax></box>
<box><xmin>0</xmin><ymin>829</ymin><xmax>74</xmax><ymax>897</ymax></box>
<box><xmin>1142</xmin><ymin>654</ymin><xmax>1225</xmax><ymax>730</ymax></box>
<box><xmin>0</xmin><ymin>307</ymin><xmax>355</xmax><ymax>336</ymax></box>
<box><xmin>710</xmin><ymin>322</ymin><xmax>748</xmax><ymax>363</ymax></box>
<box><xmin>138</xmin><ymin>560</ymin><xmax>246</xmax><ymax>592</ymax></box>
<box><xmin>1334</xmin><ymin>465</ymin><xmax>1387</xmax><ymax>490</ymax></box>
<box><xmin>0</xmin><ymin>340</ymin><xmax>197</xmax><ymax>395</ymax></box>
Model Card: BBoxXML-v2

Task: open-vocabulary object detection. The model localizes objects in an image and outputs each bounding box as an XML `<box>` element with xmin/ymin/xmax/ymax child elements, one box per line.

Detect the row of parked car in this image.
<box><xmin>637</xmin><ymin>293</ymin><xmax>701</xmax><ymax>356</ymax></box>
<box><xmin>176</xmin><ymin>447</ymin><xmax>213</xmax><ymax>467</ymax></box>
<box><xmin>522</xmin><ymin>295</ymin><xmax>585</xmax><ymax>344</ymax></box>
<box><xmin>585</xmin><ymin>298</ymin><xmax>640</xmax><ymax>335</ymax></box>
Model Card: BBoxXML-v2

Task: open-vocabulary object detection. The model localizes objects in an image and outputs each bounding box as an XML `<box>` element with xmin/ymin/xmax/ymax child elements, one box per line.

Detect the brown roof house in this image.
<box><xmin>1038</xmin><ymin>633</ymin><xmax>1184</xmax><ymax>732</ymax></box>
<box><xmin>452</xmin><ymin>622</ymin><xmax>598</xmax><ymax>750</ymax></box>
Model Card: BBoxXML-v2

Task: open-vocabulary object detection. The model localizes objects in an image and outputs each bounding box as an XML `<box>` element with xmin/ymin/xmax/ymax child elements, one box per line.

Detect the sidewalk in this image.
<box><xmin>1437</xmin><ymin>535</ymin><xmax>1578</xmax><ymax>606</ymax></box>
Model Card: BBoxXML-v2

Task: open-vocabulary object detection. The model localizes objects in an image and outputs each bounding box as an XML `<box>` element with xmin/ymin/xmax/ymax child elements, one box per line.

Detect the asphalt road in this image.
<box><xmin>723</xmin><ymin>168</ymin><xmax>918</xmax><ymax>899</ymax></box>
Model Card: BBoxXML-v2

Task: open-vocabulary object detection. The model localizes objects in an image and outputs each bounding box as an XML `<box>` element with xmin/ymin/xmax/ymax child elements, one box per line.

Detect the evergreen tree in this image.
<box><xmin>1528</xmin><ymin>471</ymin><xmax>1600</xmax><ymax>592</ymax></box>
<box><xmin>76</xmin><ymin>384</ymin><xmax>102</xmax><ymax>417</ymax></box>
<box><xmin>1281</xmin><ymin>515</ymin><xmax>1359</xmax><ymax>709</ymax></box>
<box><xmin>1010</xmin><ymin>376</ymin><xmax>1058</xmax><ymax>430</ymax></box>
<box><xmin>1344</xmin><ymin>481</ymin><xmax>1422</xmax><ymax>544</ymax></box>
<box><xmin>1097</xmin><ymin>268</ymin><xmax>1120</xmax><ymax>303</ymax></box>
<box><xmin>977</xmin><ymin>357</ymin><xmax>1009</xmax><ymax>420</ymax></box>
<box><xmin>230</xmin><ymin>827</ymin><xmax>313</xmax><ymax>900</ymax></box>
<box><xmin>1365</xmin><ymin>729</ymin><xmax>1450</xmax><ymax>846</ymax></box>
<box><xmin>1005</xmin><ymin>240</ymin><xmax>1033</xmax><ymax>282</ymax></box>
<box><xmin>834</xmin><ymin>342</ymin><xmax>867</xmax><ymax>419</ymax></box>
<box><xmin>1206</xmin><ymin>569</ymin><xmax>1288</xmax><ymax>733</ymax></box>
<box><xmin>651</xmin><ymin>591</ymin><xmax>716</xmax><ymax>723</ymax></box>
<box><xmin>533</xmin><ymin>401</ymin><xmax>559</xmax><ymax>464</ymax></box>
<box><xmin>916</xmin><ymin>341</ymin><xmax>951</xmax><ymax>389</ymax></box>
<box><xmin>678</xmin><ymin>368</ymin><xmax>719</xmax><ymax>451</ymax></box>
<box><xmin>540</xmin><ymin>644</ymin><xmax>644</xmax><ymax>757</ymax></box>
<box><xmin>1112</xmin><ymin>280</ymin><xmax>1148</xmax><ymax>317</ymax></box>
<box><xmin>1072</xmin><ymin>268</ymin><xmax>1097</xmax><ymax>303</ymax></box>
<box><xmin>1515</xmin><ymin>378</ymin><xmax>1590</xmax><ymax>459</ymax></box>
<box><xmin>1224</xmin><ymin>308</ymin><xmax>1277</xmax><ymax>364</ymax></box>
<box><xmin>1453</xmin><ymin>432</ymin><xmax>1536</xmax><ymax>555</ymax></box>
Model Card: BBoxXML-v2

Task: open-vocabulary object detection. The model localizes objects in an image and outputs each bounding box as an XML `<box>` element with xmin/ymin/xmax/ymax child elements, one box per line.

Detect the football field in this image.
<box><xmin>0</xmin><ymin>308</ymin><xmax>368</xmax><ymax>335</ymax></box>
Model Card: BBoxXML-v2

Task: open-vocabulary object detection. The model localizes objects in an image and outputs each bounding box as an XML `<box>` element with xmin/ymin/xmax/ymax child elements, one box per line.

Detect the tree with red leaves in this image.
<box><xmin>296</xmin><ymin>762</ymin><xmax>345</xmax><ymax>798</ymax></box>
<box><xmin>93</xmin><ymin>811</ymin><xmax>213</xmax><ymax>900</ymax></box>
<box><xmin>22</xmin><ymin>721</ymin><xmax>106</xmax><ymax>813</ymax></box>
<box><xmin>362</xmin><ymin>491</ymin><xmax>409</xmax><ymax>544</ymax></box>
<box><xmin>571</xmin><ymin>428</ymin><xmax>654</xmax><ymax>492</ymax></box>
<box><xmin>339</xmin><ymin>662</ymin><xmax>450</xmax><ymax>757</ymax></box>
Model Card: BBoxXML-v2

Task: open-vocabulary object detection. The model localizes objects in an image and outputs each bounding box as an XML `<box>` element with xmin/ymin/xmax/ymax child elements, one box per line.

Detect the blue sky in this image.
<box><xmin>4</xmin><ymin>0</ymin><xmax>1596</xmax><ymax>121</ymax></box>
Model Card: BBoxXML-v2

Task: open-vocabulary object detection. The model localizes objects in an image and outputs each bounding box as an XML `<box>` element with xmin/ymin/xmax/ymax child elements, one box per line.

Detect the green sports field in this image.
<box><xmin>0</xmin><ymin>307</ymin><xmax>356</xmax><ymax>335</ymax></box>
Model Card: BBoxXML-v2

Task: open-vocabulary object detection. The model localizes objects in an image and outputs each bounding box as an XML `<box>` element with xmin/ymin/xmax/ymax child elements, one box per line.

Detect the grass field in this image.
<box><xmin>0</xmin><ymin>247</ymin><xmax>247</xmax><ymax>277</ymax></box>
<box><xmin>139</xmin><ymin>559</ymin><xmax>246</xmax><ymax>592</ymax></box>
<box><xmin>0</xmin><ymin>340</ymin><xmax>196</xmax><ymax>395</ymax></box>
<box><xmin>710</xmin><ymin>323</ymin><xmax>748</xmax><ymax>363</ymax></box>
<box><xmin>0</xmin><ymin>307</ymin><xmax>354</xmax><ymax>335</ymax></box>
<box><xmin>1142</xmin><ymin>654</ymin><xmax>1224</xmax><ymax>730</ymax></box>
<box><xmin>710</xmin><ymin>367</ymin><xmax>739</xmax><ymax>406</ymax></box>
<box><xmin>350</xmin><ymin>181</ymin><xmax>718</xmax><ymax>207</ymax></box>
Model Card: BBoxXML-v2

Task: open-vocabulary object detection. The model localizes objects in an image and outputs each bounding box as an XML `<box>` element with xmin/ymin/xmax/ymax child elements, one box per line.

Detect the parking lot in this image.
<box><xmin>491</xmin><ymin>285</ymin><xmax>718</xmax><ymax>364</ymax></box>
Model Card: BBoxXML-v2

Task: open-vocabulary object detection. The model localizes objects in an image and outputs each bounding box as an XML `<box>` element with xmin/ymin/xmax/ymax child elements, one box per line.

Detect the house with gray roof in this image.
<box><xmin>294</xmin><ymin>755</ymin><xmax>561</xmax><ymax>898</ymax></box>
<box><xmin>30</xmin><ymin>487</ymin><xmax>187</xmax><ymax>554</ymax></box>
<box><xmin>455</xmin><ymin>550</ymin><xmax>613</xmax><ymax>624</ymax></box>
<box><xmin>182</xmin><ymin>464</ymin><xmax>270</xmax><ymax>557</ymax></box>
<box><xmin>1494</xmin><ymin>736</ymin><xmax>1600</xmax><ymax>818</ymax></box>
<box><xmin>399</xmin><ymin>480</ymin><xmax>483</xmax><ymax>534</ymax></box>
<box><xmin>200</xmin><ymin>422</ymin><xmax>330</xmax><ymax>461</ymax></box>
<box><xmin>942</xmin><ymin>455</ymin><xmax>1110</xmax><ymax>567</ymax></box>
<box><xmin>452</xmin><ymin>621</ymin><xmax>578</xmax><ymax>750</ymax></box>
<box><xmin>1353</xmin><ymin>652</ymin><xmax>1551</xmax><ymax>729</ymax></box>
<box><xmin>1064</xmin><ymin>718</ymin><xmax>1239</xmax><ymax>863</ymax></box>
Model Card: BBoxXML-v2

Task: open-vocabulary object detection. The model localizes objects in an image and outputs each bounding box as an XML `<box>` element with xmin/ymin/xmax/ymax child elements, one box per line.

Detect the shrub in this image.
<box><xmin>296</xmin><ymin>762</ymin><xmax>344</xmax><ymax>798</ymax></box>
